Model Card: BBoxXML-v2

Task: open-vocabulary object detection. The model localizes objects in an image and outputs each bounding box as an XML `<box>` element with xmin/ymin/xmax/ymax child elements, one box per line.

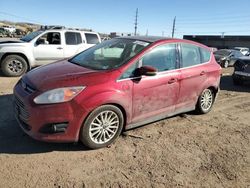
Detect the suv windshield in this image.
<box><xmin>69</xmin><ymin>38</ymin><xmax>150</xmax><ymax>70</ymax></box>
<box><xmin>21</xmin><ymin>30</ymin><xmax>43</xmax><ymax>42</ymax></box>
<box><xmin>214</xmin><ymin>49</ymin><xmax>231</xmax><ymax>56</ymax></box>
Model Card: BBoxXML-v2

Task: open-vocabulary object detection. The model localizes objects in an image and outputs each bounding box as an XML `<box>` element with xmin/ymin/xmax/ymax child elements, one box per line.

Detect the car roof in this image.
<box><xmin>117</xmin><ymin>36</ymin><xmax>170</xmax><ymax>43</ymax></box>
<box><xmin>40</xmin><ymin>29</ymin><xmax>98</xmax><ymax>34</ymax></box>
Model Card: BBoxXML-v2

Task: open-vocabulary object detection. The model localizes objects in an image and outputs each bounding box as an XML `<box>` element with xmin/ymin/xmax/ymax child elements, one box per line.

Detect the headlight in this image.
<box><xmin>34</xmin><ymin>86</ymin><xmax>85</xmax><ymax>104</ymax></box>
<box><xmin>221</xmin><ymin>57</ymin><xmax>226</xmax><ymax>61</ymax></box>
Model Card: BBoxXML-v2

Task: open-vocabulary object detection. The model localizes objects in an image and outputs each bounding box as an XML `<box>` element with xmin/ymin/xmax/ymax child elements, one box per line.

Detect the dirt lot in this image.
<box><xmin>0</xmin><ymin>68</ymin><xmax>249</xmax><ymax>188</ymax></box>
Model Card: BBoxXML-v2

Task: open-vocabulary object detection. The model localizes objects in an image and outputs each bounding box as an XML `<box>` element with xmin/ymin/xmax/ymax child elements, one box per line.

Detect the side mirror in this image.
<box><xmin>136</xmin><ymin>66</ymin><xmax>157</xmax><ymax>76</ymax></box>
<box><xmin>36</xmin><ymin>38</ymin><xmax>46</xmax><ymax>45</ymax></box>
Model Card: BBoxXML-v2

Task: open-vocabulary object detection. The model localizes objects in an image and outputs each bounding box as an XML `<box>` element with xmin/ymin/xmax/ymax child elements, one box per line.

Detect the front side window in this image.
<box><xmin>65</xmin><ymin>32</ymin><xmax>82</xmax><ymax>45</ymax></box>
<box><xmin>85</xmin><ymin>33</ymin><xmax>99</xmax><ymax>44</ymax></box>
<box><xmin>141</xmin><ymin>44</ymin><xmax>177</xmax><ymax>72</ymax></box>
<box><xmin>119</xmin><ymin>62</ymin><xmax>139</xmax><ymax>80</ymax></box>
<box><xmin>37</xmin><ymin>32</ymin><xmax>61</xmax><ymax>45</ymax></box>
<box><xmin>181</xmin><ymin>44</ymin><xmax>201</xmax><ymax>67</ymax></box>
<box><xmin>69</xmin><ymin>38</ymin><xmax>150</xmax><ymax>70</ymax></box>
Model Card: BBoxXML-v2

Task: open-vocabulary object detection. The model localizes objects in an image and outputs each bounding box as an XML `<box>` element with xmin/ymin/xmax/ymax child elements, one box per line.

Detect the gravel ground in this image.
<box><xmin>0</xmin><ymin>67</ymin><xmax>249</xmax><ymax>188</ymax></box>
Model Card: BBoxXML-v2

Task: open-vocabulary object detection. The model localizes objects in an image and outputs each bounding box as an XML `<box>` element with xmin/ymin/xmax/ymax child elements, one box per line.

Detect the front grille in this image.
<box><xmin>14</xmin><ymin>96</ymin><xmax>30</xmax><ymax>122</ymax></box>
<box><xmin>245</xmin><ymin>64</ymin><xmax>250</xmax><ymax>73</ymax></box>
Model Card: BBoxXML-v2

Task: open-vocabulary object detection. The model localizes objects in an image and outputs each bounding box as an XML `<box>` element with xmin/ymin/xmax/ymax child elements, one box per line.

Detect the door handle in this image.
<box><xmin>200</xmin><ymin>71</ymin><xmax>206</xmax><ymax>75</ymax></box>
<box><xmin>168</xmin><ymin>78</ymin><xmax>178</xmax><ymax>84</ymax></box>
<box><xmin>57</xmin><ymin>47</ymin><xmax>63</xmax><ymax>50</ymax></box>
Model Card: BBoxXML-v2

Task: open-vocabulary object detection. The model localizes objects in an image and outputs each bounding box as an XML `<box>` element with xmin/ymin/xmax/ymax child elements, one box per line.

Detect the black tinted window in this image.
<box><xmin>200</xmin><ymin>47</ymin><xmax>211</xmax><ymax>63</ymax></box>
<box><xmin>141</xmin><ymin>44</ymin><xmax>176</xmax><ymax>72</ymax></box>
<box><xmin>181</xmin><ymin>44</ymin><xmax>201</xmax><ymax>67</ymax></box>
<box><xmin>85</xmin><ymin>33</ymin><xmax>99</xmax><ymax>44</ymax></box>
<box><xmin>65</xmin><ymin>32</ymin><xmax>82</xmax><ymax>45</ymax></box>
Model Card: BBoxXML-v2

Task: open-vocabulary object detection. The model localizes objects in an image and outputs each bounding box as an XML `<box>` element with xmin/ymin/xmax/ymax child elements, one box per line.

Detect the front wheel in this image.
<box><xmin>196</xmin><ymin>89</ymin><xmax>215</xmax><ymax>114</ymax></box>
<box><xmin>223</xmin><ymin>60</ymin><xmax>229</xmax><ymax>68</ymax></box>
<box><xmin>80</xmin><ymin>105</ymin><xmax>124</xmax><ymax>149</ymax></box>
<box><xmin>1</xmin><ymin>55</ymin><xmax>28</xmax><ymax>77</ymax></box>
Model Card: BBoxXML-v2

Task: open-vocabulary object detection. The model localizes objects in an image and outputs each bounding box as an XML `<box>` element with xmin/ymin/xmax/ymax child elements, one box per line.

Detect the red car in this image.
<box><xmin>14</xmin><ymin>36</ymin><xmax>221</xmax><ymax>149</ymax></box>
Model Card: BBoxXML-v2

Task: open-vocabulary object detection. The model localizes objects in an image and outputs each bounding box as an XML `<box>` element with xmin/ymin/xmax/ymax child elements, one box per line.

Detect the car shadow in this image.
<box><xmin>0</xmin><ymin>94</ymin><xmax>89</xmax><ymax>154</ymax></box>
<box><xmin>220</xmin><ymin>75</ymin><xmax>250</xmax><ymax>92</ymax></box>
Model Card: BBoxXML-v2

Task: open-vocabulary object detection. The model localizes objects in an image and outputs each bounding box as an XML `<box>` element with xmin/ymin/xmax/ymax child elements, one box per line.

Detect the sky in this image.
<box><xmin>1</xmin><ymin>0</ymin><xmax>250</xmax><ymax>38</ymax></box>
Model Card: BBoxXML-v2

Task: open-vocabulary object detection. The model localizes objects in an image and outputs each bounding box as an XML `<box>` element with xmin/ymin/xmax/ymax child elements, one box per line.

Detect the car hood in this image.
<box><xmin>0</xmin><ymin>40</ymin><xmax>28</xmax><ymax>48</ymax></box>
<box><xmin>22</xmin><ymin>60</ymin><xmax>111</xmax><ymax>91</ymax></box>
<box><xmin>214</xmin><ymin>54</ymin><xmax>227</xmax><ymax>60</ymax></box>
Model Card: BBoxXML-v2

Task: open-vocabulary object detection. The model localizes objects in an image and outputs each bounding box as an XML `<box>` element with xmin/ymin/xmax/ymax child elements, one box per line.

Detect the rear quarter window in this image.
<box><xmin>85</xmin><ymin>33</ymin><xmax>100</xmax><ymax>44</ymax></box>
<box><xmin>200</xmin><ymin>47</ymin><xmax>211</xmax><ymax>63</ymax></box>
<box><xmin>181</xmin><ymin>43</ymin><xmax>201</xmax><ymax>68</ymax></box>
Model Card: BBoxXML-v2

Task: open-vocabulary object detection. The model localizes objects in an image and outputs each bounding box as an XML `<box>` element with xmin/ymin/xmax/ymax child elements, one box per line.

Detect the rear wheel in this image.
<box><xmin>196</xmin><ymin>88</ymin><xmax>215</xmax><ymax>114</ymax></box>
<box><xmin>80</xmin><ymin>105</ymin><xmax>124</xmax><ymax>149</ymax></box>
<box><xmin>1</xmin><ymin>55</ymin><xmax>28</xmax><ymax>77</ymax></box>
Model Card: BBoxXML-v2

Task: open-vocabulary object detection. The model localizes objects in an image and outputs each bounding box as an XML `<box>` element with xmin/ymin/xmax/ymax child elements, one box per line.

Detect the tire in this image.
<box><xmin>80</xmin><ymin>105</ymin><xmax>124</xmax><ymax>149</ymax></box>
<box><xmin>223</xmin><ymin>60</ymin><xmax>229</xmax><ymax>68</ymax></box>
<box><xmin>196</xmin><ymin>88</ymin><xmax>215</xmax><ymax>114</ymax></box>
<box><xmin>1</xmin><ymin>55</ymin><xmax>28</xmax><ymax>77</ymax></box>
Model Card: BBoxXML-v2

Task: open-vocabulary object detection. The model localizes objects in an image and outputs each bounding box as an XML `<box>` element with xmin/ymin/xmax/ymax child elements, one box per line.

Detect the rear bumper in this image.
<box><xmin>13</xmin><ymin>83</ymin><xmax>88</xmax><ymax>143</ymax></box>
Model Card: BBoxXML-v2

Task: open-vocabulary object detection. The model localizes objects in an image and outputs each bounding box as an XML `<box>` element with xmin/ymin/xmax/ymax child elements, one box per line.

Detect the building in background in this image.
<box><xmin>183</xmin><ymin>35</ymin><xmax>250</xmax><ymax>49</ymax></box>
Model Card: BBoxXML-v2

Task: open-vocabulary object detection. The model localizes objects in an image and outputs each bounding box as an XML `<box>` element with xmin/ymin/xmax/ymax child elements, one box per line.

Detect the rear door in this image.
<box><xmin>177</xmin><ymin>43</ymin><xmax>209</xmax><ymax>110</ymax></box>
<box><xmin>132</xmin><ymin>43</ymin><xmax>181</xmax><ymax>123</ymax></box>
<box><xmin>63</xmin><ymin>31</ymin><xmax>84</xmax><ymax>57</ymax></box>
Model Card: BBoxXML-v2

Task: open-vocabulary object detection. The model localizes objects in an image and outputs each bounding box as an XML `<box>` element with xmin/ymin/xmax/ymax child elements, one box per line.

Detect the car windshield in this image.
<box><xmin>69</xmin><ymin>38</ymin><xmax>151</xmax><ymax>70</ymax></box>
<box><xmin>20</xmin><ymin>30</ymin><xmax>43</xmax><ymax>42</ymax></box>
<box><xmin>214</xmin><ymin>49</ymin><xmax>231</xmax><ymax>56</ymax></box>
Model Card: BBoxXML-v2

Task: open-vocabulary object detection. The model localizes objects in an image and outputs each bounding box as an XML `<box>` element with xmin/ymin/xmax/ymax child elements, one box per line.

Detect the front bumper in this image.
<box><xmin>234</xmin><ymin>71</ymin><xmax>250</xmax><ymax>81</ymax></box>
<box><xmin>13</xmin><ymin>82</ymin><xmax>88</xmax><ymax>143</ymax></box>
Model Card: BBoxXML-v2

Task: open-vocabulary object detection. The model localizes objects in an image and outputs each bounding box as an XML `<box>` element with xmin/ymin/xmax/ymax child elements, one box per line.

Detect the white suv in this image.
<box><xmin>0</xmin><ymin>28</ymin><xmax>101</xmax><ymax>76</ymax></box>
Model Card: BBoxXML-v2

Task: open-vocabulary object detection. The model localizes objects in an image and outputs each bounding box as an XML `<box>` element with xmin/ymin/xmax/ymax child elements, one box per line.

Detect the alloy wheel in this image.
<box><xmin>89</xmin><ymin>110</ymin><xmax>119</xmax><ymax>144</ymax></box>
<box><xmin>200</xmin><ymin>89</ymin><xmax>213</xmax><ymax>111</ymax></box>
<box><xmin>7</xmin><ymin>59</ymin><xmax>23</xmax><ymax>73</ymax></box>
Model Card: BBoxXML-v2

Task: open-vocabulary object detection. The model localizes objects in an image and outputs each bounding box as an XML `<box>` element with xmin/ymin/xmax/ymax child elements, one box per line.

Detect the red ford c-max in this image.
<box><xmin>14</xmin><ymin>36</ymin><xmax>221</xmax><ymax>149</ymax></box>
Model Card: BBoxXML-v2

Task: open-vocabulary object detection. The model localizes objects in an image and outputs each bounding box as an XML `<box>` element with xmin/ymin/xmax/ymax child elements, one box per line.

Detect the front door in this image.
<box><xmin>33</xmin><ymin>31</ymin><xmax>64</xmax><ymax>65</ymax></box>
<box><xmin>132</xmin><ymin>43</ymin><xmax>180</xmax><ymax>123</ymax></box>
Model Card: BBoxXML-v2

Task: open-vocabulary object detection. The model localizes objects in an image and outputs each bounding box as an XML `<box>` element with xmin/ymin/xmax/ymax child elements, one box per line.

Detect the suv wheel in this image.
<box><xmin>196</xmin><ymin>88</ymin><xmax>215</xmax><ymax>114</ymax></box>
<box><xmin>223</xmin><ymin>60</ymin><xmax>229</xmax><ymax>68</ymax></box>
<box><xmin>80</xmin><ymin>105</ymin><xmax>124</xmax><ymax>149</ymax></box>
<box><xmin>1</xmin><ymin>55</ymin><xmax>28</xmax><ymax>77</ymax></box>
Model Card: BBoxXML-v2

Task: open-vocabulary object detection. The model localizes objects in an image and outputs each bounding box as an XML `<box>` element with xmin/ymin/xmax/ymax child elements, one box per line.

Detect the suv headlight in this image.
<box><xmin>34</xmin><ymin>86</ymin><xmax>85</xmax><ymax>104</ymax></box>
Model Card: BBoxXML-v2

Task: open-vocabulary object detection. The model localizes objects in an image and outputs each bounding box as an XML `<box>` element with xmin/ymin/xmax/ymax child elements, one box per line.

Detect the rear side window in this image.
<box><xmin>65</xmin><ymin>32</ymin><xmax>82</xmax><ymax>45</ymax></box>
<box><xmin>181</xmin><ymin>44</ymin><xmax>201</xmax><ymax>67</ymax></box>
<box><xmin>85</xmin><ymin>33</ymin><xmax>99</xmax><ymax>44</ymax></box>
<box><xmin>200</xmin><ymin>48</ymin><xmax>211</xmax><ymax>63</ymax></box>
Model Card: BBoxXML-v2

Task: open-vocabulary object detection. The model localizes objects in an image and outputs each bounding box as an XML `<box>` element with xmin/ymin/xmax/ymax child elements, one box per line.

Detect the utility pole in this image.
<box><xmin>172</xmin><ymin>16</ymin><xmax>176</xmax><ymax>38</ymax></box>
<box><xmin>134</xmin><ymin>8</ymin><xmax>138</xmax><ymax>36</ymax></box>
<box><xmin>146</xmin><ymin>29</ymin><xmax>148</xmax><ymax>36</ymax></box>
